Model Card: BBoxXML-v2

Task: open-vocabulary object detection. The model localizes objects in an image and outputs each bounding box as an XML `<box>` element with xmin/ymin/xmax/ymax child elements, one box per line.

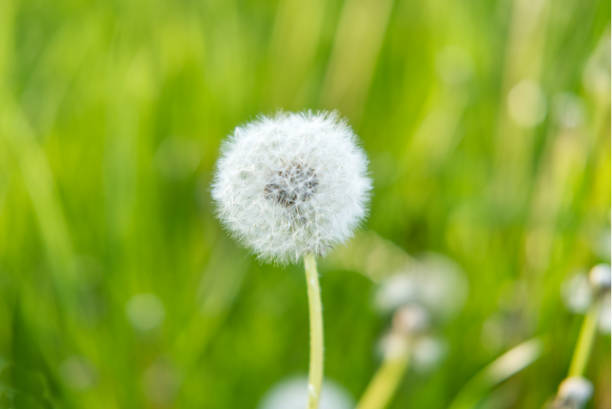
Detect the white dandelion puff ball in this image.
<box><xmin>557</xmin><ymin>377</ymin><xmax>593</xmax><ymax>406</ymax></box>
<box><xmin>258</xmin><ymin>376</ymin><xmax>353</xmax><ymax>409</ymax></box>
<box><xmin>212</xmin><ymin>111</ymin><xmax>371</xmax><ymax>263</ymax></box>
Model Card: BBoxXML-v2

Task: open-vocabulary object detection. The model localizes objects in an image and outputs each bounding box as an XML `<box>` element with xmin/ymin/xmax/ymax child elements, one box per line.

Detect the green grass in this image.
<box><xmin>0</xmin><ymin>0</ymin><xmax>610</xmax><ymax>408</ymax></box>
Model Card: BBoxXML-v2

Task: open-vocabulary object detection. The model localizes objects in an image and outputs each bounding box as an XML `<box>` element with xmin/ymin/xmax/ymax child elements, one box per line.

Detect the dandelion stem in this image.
<box><xmin>356</xmin><ymin>348</ymin><xmax>410</xmax><ymax>409</ymax></box>
<box><xmin>568</xmin><ymin>299</ymin><xmax>600</xmax><ymax>377</ymax></box>
<box><xmin>304</xmin><ymin>253</ymin><xmax>324</xmax><ymax>409</ymax></box>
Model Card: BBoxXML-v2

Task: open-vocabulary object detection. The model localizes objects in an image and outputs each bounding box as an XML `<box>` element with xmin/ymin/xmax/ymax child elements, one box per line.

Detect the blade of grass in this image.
<box><xmin>448</xmin><ymin>338</ymin><xmax>543</xmax><ymax>409</ymax></box>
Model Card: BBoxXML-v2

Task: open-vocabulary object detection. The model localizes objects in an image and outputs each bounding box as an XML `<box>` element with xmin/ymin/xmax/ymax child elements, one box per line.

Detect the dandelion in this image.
<box><xmin>357</xmin><ymin>305</ymin><xmax>429</xmax><ymax>409</ymax></box>
<box><xmin>377</xmin><ymin>311</ymin><xmax>446</xmax><ymax>373</ymax></box>
<box><xmin>359</xmin><ymin>254</ymin><xmax>463</xmax><ymax>409</ymax></box>
<box><xmin>561</xmin><ymin>264</ymin><xmax>611</xmax><ymax>334</ymax></box>
<box><xmin>551</xmin><ymin>377</ymin><xmax>593</xmax><ymax>409</ymax></box>
<box><xmin>412</xmin><ymin>336</ymin><xmax>446</xmax><ymax>373</ymax></box>
<box><xmin>552</xmin><ymin>93</ymin><xmax>585</xmax><ymax>129</ymax></box>
<box><xmin>554</xmin><ymin>264</ymin><xmax>611</xmax><ymax>408</ymax></box>
<box><xmin>212</xmin><ymin>111</ymin><xmax>371</xmax><ymax>409</ymax></box>
<box><xmin>392</xmin><ymin>304</ymin><xmax>429</xmax><ymax>335</ymax></box>
<box><xmin>561</xmin><ymin>272</ymin><xmax>592</xmax><ymax>314</ymax></box>
<box><xmin>258</xmin><ymin>376</ymin><xmax>354</xmax><ymax>409</ymax></box>
<box><xmin>588</xmin><ymin>263</ymin><xmax>611</xmax><ymax>294</ymax></box>
<box><xmin>212</xmin><ymin>111</ymin><xmax>370</xmax><ymax>264</ymax></box>
<box><xmin>375</xmin><ymin>254</ymin><xmax>467</xmax><ymax>319</ymax></box>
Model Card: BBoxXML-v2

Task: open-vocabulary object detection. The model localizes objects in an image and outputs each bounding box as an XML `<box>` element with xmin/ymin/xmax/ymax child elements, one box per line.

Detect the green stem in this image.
<box><xmin>447</xmin><ymin>338</ymin><xmax>542</xmax><ymax>409</ymax></box>
<box><xmin>304</xmin><ymin>253</ymin><xmax>324</xmax><ymax>409</ymax></box>
<box><xmin>568</xmin><ymin>299</ymin><xmax>600</xmax><ymax>377</ymax></box>
<box><xmin>356</xmin><ymin>347</ymin><xmax>410</xmax><ymax>409</ymax></box>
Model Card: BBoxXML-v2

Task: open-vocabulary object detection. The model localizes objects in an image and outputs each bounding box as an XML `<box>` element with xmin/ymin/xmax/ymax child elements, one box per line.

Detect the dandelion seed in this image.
<box><xmin>212</xmin><ymin>111</ymin><xmax>371</xmax><ymax>263</ymax></box>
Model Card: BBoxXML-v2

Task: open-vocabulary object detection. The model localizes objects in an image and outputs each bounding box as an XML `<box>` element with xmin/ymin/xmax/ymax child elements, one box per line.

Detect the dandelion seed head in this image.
<box><xmin>212</xmin><ymin>111</ymin><xmax>371</xmax><ymax>263</ymax></box>
<box><xmin>392</xmin><ymin>304</ymin><xmax>429</xmax><ymax>335</ymax></box>
<box><xmin>412</xmin><ymin>336</ymin><xmax>446</xmax><ymax>373</ymax></box>
<box><xmin>556</xmin><ymin>377</ymin><xmax>593</xmax><ymax>407</ymax></box>
<box><xmin>375</xmin><ymin>254</ymin><xmax>467</xmax><ymax>318</ymax></box>
<box><xmin>588</xmin><ymin>263</ymin><xmax>611</xmax><ymax>294</ymax></box>
<box><xmin>561</xmin><ymin>272</ymin><xmax>591</xmax><ymax>314</ymax></box>
<box><xmin>552</xmin><ymin>93</ymin><xmax>585</xmax><ymax>129</ymax></box>
<box><xmin>258</xmin><ymin>376</ymin><xmax>353</xmax><ymax>409</ymax></box>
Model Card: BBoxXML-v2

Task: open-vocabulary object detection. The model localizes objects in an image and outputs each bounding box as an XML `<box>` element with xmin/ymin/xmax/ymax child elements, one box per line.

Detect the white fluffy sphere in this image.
<box><xmin>212</xmin><ymin>111</ymin><xmax>371</xmax><ymax>263</ymax></box>
<box><xmin>589</xmin><ymin>263</ymin><xmax>611</xmax><ymax>293</ymax></box>
<box><xmin>557</xmin><ymin>377</ymin><xmax>593</xmax><ymax>406</ymax></box>
<box><xmin>258</xmin><ymin>376</ymin><xmax>353</xmax><ymax>409</ymax></box>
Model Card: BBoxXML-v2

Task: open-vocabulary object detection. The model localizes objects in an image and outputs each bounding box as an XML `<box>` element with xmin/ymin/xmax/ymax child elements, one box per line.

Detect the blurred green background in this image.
<box><xmin>0</xmin><ymin>0</ymin><xmax>610</xmax><ymax>408</ymax></box>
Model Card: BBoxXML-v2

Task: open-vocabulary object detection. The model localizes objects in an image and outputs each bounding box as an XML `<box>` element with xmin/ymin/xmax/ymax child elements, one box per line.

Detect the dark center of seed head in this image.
<box><xmin>264</xmin><ymin>163</ymin><xmax>319</xmax><ymax>208</ymax></box>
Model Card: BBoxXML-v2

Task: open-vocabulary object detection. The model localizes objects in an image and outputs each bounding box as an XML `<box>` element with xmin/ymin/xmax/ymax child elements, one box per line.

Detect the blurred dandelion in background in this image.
<box><xmin>562</xmin><ymin>272</ymin><xmax>593</xmax><ymax>314</ymax></box>
<box><xmin>552</xmin><ymin>93</ymin><xmax>585</xmax><ymax>130</ymax></box>
<box><xmin>561</xmin><ymin>264</ymin><xmax>611</xmax><ymax>333</ymax></box>
<box><xmin>411</xmin><ymin>336</ymin><xmax>446</xmax><ymax>374</ymax></box>
<box><xmin>551</xmin><ymin>377</ymin><xmax>593</xmax><ymax>409</ymax></box>
<box><xmin>374</xmin><ymin>254</ymin><xmax>468</xmax><ymax>319</ymax></box>
<box><xmin>258</xmin><ymin>377</ymin><xmax>353</xmax><ymax>409</ymax></box>
<box><xmin>357</xmin><ymin>249</ymin><xmax>464</xmax><ymax>408</ymax></box>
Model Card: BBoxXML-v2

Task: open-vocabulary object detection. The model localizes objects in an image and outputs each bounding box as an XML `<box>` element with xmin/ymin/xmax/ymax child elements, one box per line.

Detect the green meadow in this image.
<box><xmin>0</xmin><ymin>0</ymin><xmax>610</xmax><ymax>408</ymax></box>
